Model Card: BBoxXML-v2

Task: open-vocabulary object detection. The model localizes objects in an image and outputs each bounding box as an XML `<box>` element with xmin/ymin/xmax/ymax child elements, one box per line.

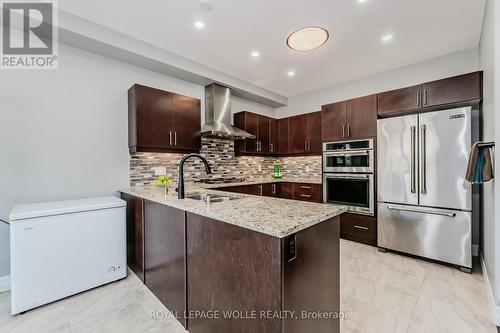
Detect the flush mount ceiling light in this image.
<box><xmin>286</xmin><ymin>27</ymin><xmax>329</xmax><ymax>52</ymax></box>
<box><xmin>381</xmin><ymin>34</ymin><xmax>394</xmax><ymax>43</ymax></box>
<box><xmin>194</xmin><ymin>21</ymin><xmax>205</xmax><ymax>29</ymax></box>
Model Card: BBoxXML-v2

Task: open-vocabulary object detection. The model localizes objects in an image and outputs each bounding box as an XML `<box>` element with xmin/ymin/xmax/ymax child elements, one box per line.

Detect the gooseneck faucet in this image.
<box><xmin>177</xmin><ymin>153</ymin><xmax>212</xmax><ymax>199</ymax></box>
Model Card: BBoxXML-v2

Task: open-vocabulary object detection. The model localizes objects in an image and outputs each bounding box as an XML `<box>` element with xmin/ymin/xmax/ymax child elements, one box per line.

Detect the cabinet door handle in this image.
<box><xmin>300</xmin><ymin>186</ymin><xmax>311</xmax><ymax>189</ymax></box>
<box><xmin>423</xmin><ymin>89</ymin><xmax>428</xmax><ymax>106</ymax></box>
<box><xmin>308</xmin><ymin>141</ymin><xmax>311</xmax><ymax>151</ymax></box>
<box><xmin>174</xmin><ymin>132</ymin><xmax>177</xmax><ymax>146</ymax></box>
<box><xmin>270</xmin><ymin>143</ymin><xmax>273</xmax><ymax>152</ymax></box>
<box><xmin>342</xmin><ymin>125</ymin><xmax>346</xmax><ymax>138</ymax></box>
<box><xmin>259</xmin><ymin>185</ymin><xmax>263</xmax><ymax>196</ymax></box>
<box><xmin>169</xmin><ymin>131</ymin><xmax>172</xmax><ymax>145</ymax></box>
<box><xmin>354</xmin><ymin>225</ymin><xmax>369</xmax><ymax>230</ymax></box>
<box><xmin>272</xmin><ymin>184</ymin><xmax>276</xmax><ymax>194</ymax></box>
<box><xmin>416</xmin><ymin>90</ymin><xmax>421</xmax><ymax>107</ymax></box>
<box><xmin>347</xmin><ymin>125</ymin><xmax>350</xmax><ymax>138</ymax></box>
<box><xmin>300</xmin><ymin>194</ymin><xmax>312</xmax><ymax>198</ymax></box>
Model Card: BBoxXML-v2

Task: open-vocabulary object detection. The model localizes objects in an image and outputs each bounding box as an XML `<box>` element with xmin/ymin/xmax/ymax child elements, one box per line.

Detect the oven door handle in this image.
<box><xmin>324</xmin><ymin>151</ymin><xmax>371</xmax><ymax>156</ymax></box>
<box><xmin>325</xmin><ymin>174</ymin><xmax>371</xmax><ymax>179</ymax></box>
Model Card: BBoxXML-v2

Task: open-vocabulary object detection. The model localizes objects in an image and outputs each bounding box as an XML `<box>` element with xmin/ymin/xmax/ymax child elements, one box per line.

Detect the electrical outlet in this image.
<box><xmin>153</xmin><ymin>167</ymin><xmax>167</xmax><ymax>176</ymax></box>
<box><xmin>305</xmin><ymin>165</ymin><xmax>310</xmax><ymax>173</ymax></box>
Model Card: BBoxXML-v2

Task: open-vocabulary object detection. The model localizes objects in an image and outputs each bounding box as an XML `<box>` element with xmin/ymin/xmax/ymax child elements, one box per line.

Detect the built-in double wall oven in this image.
<box><xmin>323</xmin><ymin>139</ymin><xmax>375</xmax><ymax>216</ymax></box>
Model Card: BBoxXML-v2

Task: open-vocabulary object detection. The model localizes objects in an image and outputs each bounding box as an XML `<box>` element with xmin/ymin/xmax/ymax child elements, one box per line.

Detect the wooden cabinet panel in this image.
<box><xmin>278</xmin><ymin>118</ymin><xmax>290</xmax><ymax>154</ymax></box>
<box><xmin>377</xmin><ymin>85</ymin><xmax>421</xmax><ymax>116</ymax></box>
<box><xmin>187</xmin><ymin>213</ymin><xmax>282</xmax><ymax>333</ymax></box>
<box><xmin>280</xmin><ymin>183</ymin><xmax>294</xmax><ymax>199</ymax></box>
<box><xmin>130</xmin><ymin>84</ymin><xmax>173</xmax><ymax>150</ymax></box>
<box><xmin>171</xmin><ymin>94</ymin><xmax>201</xmax><ymax>151</ymax></box>
<box><xmin>340</xmin><ymin>213</ymin><xmax>377</xmax><ymax>246</ymax></box>
<box><xmin>121</xmin><ymin>193</ymin><xmax>145</xmax><ymax>283</ymax></box>
<box><xmin>321</xmin><ymin>101</ymin><xmax>347</xmax><ymax>142</ymax></box>
<box><xmin>283</xmin><ymin>216</ymin><xmax>340</xmax><ymax>333</ymax></box>
<box><xmin>245</xmin><ymin>112</ymin><xmax>259</xmax><ymax>153</ymax></box>
<box><xmin>346</xmin><ymin>95</ymin><xmax>377</xmax><ymax>139</ymax></box>
<box><xmin>422</xmin><ymin>72</ymin><xmax>482</xmax><ymax>107</ymax></box>
<box><xmin>307</xmin><ymin>111</ymin><xmax>322</xmax><ymax>153</ymax></box>
<box><xmin>258</xmin><ymin>115</ymin><xmax>270</xmax><ymax>153</ymax></box>
<box><xmin>293</xmin><ymin>183</ymin><xmax>322</xmax><ymax>203</ymax></box>
<box><xmin>269</xmin><ymin>118</ymin><xmax>279</xmax><ymax>154</ymax></box>
<box><xmin>128</xmin><ymin>84</ymin><xmax>201</xmax><ymax>153</ymax></box>
<box><xmin>289</xmin><ymin>114</ymin><xmax>308</xmax><ymax>154</ymax></box>
<box><xmin>144</xmin><ymin>200</ymin><xmax>186</xmax><ymax>327</ymax></box>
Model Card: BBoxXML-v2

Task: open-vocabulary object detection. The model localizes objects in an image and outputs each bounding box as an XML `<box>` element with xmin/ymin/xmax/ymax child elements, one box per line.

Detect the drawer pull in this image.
<box><xmin>354</xmin><ymin>225</ymin><xmax>369</xmax><ymax>230</ymax></box>
<box><xmin>300</xmin><ymin>186</ymin><xmax>311</xmax><ymax>189</ymax></box>
<box><xmin>300</xmin><ymin>194</ymin><xmax>312</xmax><ymax>198</ymax></box>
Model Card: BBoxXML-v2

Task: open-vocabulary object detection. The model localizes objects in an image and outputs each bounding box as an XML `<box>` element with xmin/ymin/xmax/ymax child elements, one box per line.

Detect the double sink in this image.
<box><xmin>185</xmin><ymin>192</ymin><xmax>238</xmax><ymax>203</ymax></box>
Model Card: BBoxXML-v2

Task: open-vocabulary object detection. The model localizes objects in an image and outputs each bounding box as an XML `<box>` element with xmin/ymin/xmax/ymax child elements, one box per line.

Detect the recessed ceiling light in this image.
<box><xmin>287</xmin><ymin>70</ymin><xmax>296</xmax><ymax>77</ymax></box>
<box><xmin>199</xmin><ymin>0</ymin><xmax>213</xmax><ymax>11</ymax></box>
<box><xmin>251</xmin><ymin>51</ymin><xmax>260</xmax><ymax>58</ymax></box>
<box><xmin>194</xmin><ymin>21</ymin><xmax>205</xmax><ymax>29</ymax></box>
<box><xmin>286</xmin><ymin>27</ymin><xmax>329</xmax><ymax>52</ymax></box>
<box><xmin>381</xmin><ymin>34</ymin><xmax>393</xmax><ymax>43</ymax></box>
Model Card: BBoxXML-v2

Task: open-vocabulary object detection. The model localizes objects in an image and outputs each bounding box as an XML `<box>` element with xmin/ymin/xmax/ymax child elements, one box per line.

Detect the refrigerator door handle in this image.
<box><xmin>411</xmin><ymin>126</ymin><xmax>416</xmax><ymax>193</ymax></box>
<box><xmin>386</xmin><ymin>205</ymin><xmax>457</xmax><ymax>218</ymax></box>
<box><xmin>420</xmin><ymin>124</ymin><xmax>427</xmax><ymax>194</ymax></box>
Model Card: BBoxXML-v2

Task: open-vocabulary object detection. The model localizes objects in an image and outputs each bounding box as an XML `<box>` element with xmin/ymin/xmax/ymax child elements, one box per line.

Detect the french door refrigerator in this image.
<box><xmin>377</xmin><ymin>106</ymin><xmax>472</xmax><ymax>270</ymax></box>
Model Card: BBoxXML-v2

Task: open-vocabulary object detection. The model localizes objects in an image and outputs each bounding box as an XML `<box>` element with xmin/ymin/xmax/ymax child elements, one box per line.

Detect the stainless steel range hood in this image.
<box><xmin>201</xmin><ymin>84</ymin><xmax>256</xmax><ymax>139</ymax></box>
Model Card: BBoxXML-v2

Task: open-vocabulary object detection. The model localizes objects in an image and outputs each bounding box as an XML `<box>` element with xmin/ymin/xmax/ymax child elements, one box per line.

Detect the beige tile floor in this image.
<box><xmin>0</xmin><ymin>239</ymin><xmax>496</xmax><ymax>333</ymax></box>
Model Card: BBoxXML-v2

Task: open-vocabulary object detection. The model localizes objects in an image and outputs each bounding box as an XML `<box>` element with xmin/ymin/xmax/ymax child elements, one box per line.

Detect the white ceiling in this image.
<box><xmin>59</xmin><ymin>0</ymin><xmax>486</xmax><ymax>97</ymax></box>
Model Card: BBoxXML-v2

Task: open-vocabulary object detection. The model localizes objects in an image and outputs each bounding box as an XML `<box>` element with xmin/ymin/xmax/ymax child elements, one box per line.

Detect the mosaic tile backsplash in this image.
<box><xmin>130</xmin><ymin>137</ymin><xmax>322</xmax><ymax>186</ymax></box>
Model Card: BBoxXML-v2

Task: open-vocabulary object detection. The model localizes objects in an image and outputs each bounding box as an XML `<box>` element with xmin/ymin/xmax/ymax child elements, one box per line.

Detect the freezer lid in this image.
<box><xmin>9</xmin><ymin>196</ymin><xmax>126</xmax><ymax>222</ymax></box>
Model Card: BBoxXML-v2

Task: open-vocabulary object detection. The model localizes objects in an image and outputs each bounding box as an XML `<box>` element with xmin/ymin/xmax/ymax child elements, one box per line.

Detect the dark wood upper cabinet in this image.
<box><xmin>307</xmin><ymin>111</ymin><xmax>322</xmax><ymax>153</ymax></box>
<box><xmin>422</xmin><ymin>72</ymin><xmax>482</xmax><ymax>108</ymax></box>
<box><xmin>144</xmin><ymin>200</ymin><xmax>187</xmax><ymax>328</ymax></box>
<box><xmin>234</xmin><ymin>111</ymin><xmax>273</xmax><ymax>155</ymax></box>
<box><xmin>128</xmin><ymin>84</ymin><xmax>201</xmax><ymax>154</ymax></box>
<box><xmin>289</xmin><ymin>114</ymin><xmax>308</xmax><ymax>154</ymax></box>
<box><xmin>321</xmin><ymin>101</ymin><xmax>346</xmax><ymax>142</ymax></box>
<box><xmin>171</xmin><ymin>94</ymin><xmax>201</xmax><ymax>151</ymax></box>
<box><xmin>377</xmin><ymin>85</ymin><xmax>422</xmax><ymax>116</ymax></box>
<box><xmin>377</xmin><ymin>72</ymin><xmax>482</xmax><ymax>116</ymax></box>
<box><xmin>258</xmin><ymin>115</ymin><xmax>270</xmax><ymax>153</ymax></box>
<box><xmin>277</xmin><ymin>118</ymin><xmax>290</xmax><ymax>154</ymax></box>
<box><xmin>346</xmin><ymin>94</ymin><xmax>377</xmax><ymax>139</ymax></box>
<box><xmin>269</xmin><ymin>118</ymin><xmax>279</xmax><ymax>154</ymax></box>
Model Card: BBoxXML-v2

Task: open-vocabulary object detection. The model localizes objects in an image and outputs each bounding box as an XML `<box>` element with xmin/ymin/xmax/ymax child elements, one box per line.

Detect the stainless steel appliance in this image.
<box><xmin>323</xmin><ymin>139</ymin><xmax>374</xmax><ymax>173</ymax></box>
<box><xmin>323</xmin><ymin>173</ymin><xmax>374</xmax><ymax>215</ymax></box>
<box><xmin>377</xmin><ymin>106</ymin><xmax>473</xmax><ymax>270</ymax></box>
<box><xmin>323</xmin><ymin>139</ymin><xmax>375</xmax><ymax>215</ymax></box>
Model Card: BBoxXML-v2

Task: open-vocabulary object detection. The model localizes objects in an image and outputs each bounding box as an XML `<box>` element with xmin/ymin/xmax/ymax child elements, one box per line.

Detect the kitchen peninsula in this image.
<box><xmin>120</xmin><ymin>182</ymin><xmax>345</xmax><ymax>333</ymax></box>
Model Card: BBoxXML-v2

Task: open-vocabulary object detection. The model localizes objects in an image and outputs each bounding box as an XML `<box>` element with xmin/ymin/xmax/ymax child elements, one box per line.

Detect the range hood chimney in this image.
<box><xmin>201</xmin><ymin>84</ymin><xmax>256</xmax><ymax>139</ymax></box>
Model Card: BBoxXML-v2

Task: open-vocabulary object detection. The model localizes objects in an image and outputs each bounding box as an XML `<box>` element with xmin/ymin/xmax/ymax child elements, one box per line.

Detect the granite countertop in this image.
<box><xmin>120</xmin><ymin>180</ymin><xmax>345</xmax><ymax>238</ymax></box>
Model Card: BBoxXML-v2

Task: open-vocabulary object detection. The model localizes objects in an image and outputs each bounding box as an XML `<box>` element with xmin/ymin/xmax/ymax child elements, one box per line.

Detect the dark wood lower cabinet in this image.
<box><xmin>340</xmin><ymin>213</ymin><xmax>377</xmax><ymax>246</ymax></box>
<box><xmin>186</xmin><ymin>212</ymin><xmax>340</xmax><ymax>333</ymax></box>
<box><xmin>121</xmin><ymin>193</ymin><xmax>145</xmax><ymax>283</ymax></box>
<box><xmin>144</xmin><ymin>200</ymin><xmax>187</xmax><ymax>327</ymax></box>
<box><xmin>218</xmin><ymin>182</ymin><xmax>322</xmax><ymax>203</ymax></box>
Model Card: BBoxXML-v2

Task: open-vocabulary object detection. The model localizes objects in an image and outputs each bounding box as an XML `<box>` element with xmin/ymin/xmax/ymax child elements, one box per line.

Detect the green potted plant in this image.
<box><xmin>156</xmin><ymin>175</ymin><xmax>172</xmax><ymax>195</ymax></box>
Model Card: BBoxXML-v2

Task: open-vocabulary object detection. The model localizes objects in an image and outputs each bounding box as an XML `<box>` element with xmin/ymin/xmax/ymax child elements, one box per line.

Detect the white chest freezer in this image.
<box><xmin>9</xmin><ymin>196</ymin><xmax>126</xmax><ymax>314</ymax></box>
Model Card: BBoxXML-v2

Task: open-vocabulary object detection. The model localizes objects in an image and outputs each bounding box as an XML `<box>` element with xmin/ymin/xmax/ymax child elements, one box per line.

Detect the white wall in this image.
<box><xmin>0</xmin><ymin>42</ymin><xmax>274</xmax><ymax>278</ymax></box>
<box><xmin>480</xmin><ymin>0</ymin><xmax>500</xmax><ymax>325</ymax></box>
<box><xmin>480</xmin><ymin>0</ymin><xmax>498</xmax><ymax>319</ymax></box>
<box><xmin>276</xmin><ymin>48</ymin><xmax>480</xmax><ymax>118</ymax></box>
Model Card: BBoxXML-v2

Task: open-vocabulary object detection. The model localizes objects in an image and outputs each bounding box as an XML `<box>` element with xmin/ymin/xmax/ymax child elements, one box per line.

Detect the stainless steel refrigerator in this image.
<box><xmin>377</xmin><ymin>106</ymin><xmax>473</xmax><ymax>270</ymax></box>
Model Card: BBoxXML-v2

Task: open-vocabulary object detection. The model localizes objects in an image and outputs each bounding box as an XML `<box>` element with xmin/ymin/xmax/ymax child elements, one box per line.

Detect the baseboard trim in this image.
<box><xmin>480</xmin><ymin>254</ymin><xmax>500</xmax><ymax>326</ymax></box>
<box><xmin>0</xmin><ymin>275</ymin><xmax>10</xmax><ymax>292</ymax></box>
